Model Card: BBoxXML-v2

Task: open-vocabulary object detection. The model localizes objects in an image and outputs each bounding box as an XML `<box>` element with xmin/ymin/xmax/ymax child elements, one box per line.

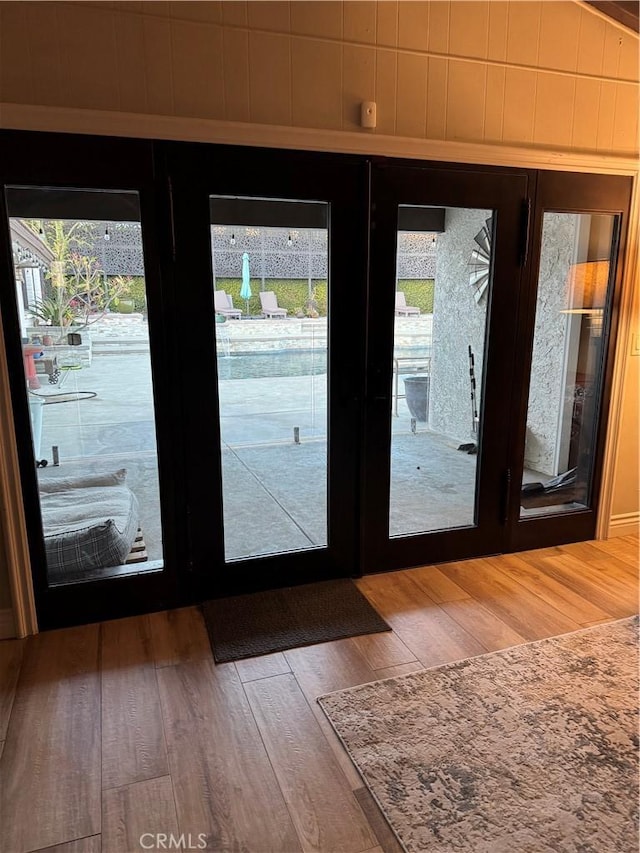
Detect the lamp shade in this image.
<box><xmin>562</xmin><ymin>260</ymin><xmax>610</xmax><ymax>314</ymax></box>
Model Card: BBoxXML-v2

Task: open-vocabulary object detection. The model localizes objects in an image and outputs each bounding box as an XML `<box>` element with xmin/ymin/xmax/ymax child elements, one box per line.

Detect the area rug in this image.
<box><xmin>319</xmin><ymin>617</ymin><xmax>639</xmax><ymax>853</ymax></box>
<box><xmin>203</xmin><ymin>578</ymin><xmax>390</xmax><ymax>663</ymax></box>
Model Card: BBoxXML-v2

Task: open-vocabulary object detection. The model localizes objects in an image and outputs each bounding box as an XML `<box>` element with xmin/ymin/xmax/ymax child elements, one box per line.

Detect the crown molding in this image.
<box><xmin>1</xmin><ymin>103</ymin><xmax>638</xmax><ymax>177</ymax></box>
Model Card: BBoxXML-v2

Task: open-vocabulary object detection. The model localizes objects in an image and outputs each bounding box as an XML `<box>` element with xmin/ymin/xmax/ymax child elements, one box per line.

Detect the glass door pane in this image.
<box><xmin>365</xmin><ymin>163</ymin><xmax>528</xmax><ymax>573</ymax></box>
<box><xmin>390</xmin><ymin>206</ymin><xmax>494</xmax><ymax>537</ymax></box>
<box><xmin>209</xmin><ymin>197</ymin><xmax>329</xmax><ymax>561</ymax></box>
<box><xmin>519</xmin><ymin>213</ymin><xmax>617</xmax><ymax>517</ymax></box>
<box><xmin>6</xmin><ymin>186</ymin><xmax>163</xmax><ymax>584</ymax></box>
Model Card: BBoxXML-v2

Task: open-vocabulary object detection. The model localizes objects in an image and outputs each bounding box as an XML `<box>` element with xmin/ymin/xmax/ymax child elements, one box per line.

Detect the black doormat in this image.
<box><xmin>202</xmin><ymin>578</ymin><xmax>390</xmax><ymax>663</ymax></box>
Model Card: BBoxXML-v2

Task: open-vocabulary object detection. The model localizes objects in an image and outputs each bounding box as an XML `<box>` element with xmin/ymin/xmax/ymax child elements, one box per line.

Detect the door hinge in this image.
<box><xmin>501</xmin><ymin>468</ymin><xmax>512</xmax><ymax>525</ymax></box>
<box><xmin>519</xmin><ymin>198</ymin><xmax>531</xmax><ymax>267</ymax></box>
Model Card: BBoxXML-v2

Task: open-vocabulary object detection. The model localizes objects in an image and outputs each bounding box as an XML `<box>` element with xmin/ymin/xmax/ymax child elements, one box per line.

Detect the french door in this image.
<box><xmin>169</xmin><ymin>155</ymin><xmax>534</xmax><ymax>595</ymax></box>
<box><xmin>506</xmin><ymin>171</ymin><xmax>632</xmax><ymax>551</ymax></box>
<box><xmin>361</xmin><ymin>162</ymin><xmax>530</xmax><ymax>573</ymax></box>
<box><xmin>165</xmin><ymin>144</ymin><xmax>369</xmax><ymax>599</ymax></box>
<box><xmin>0</xmin><ymin>132</ymin><xmax>183</xmax><ymax>628</ymax></box>
<box><xmin>0</xmin><ymin>130</ymin><xmax>632</xmax><ymax>629</ymax></box>
<box><xmin>360</xmin><ymin>165</ymin><xmax>631</xmax><ymax>573</ymax></box>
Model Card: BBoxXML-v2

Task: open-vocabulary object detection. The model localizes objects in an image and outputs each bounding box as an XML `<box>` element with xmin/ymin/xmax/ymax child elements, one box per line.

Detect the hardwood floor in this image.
<box><xmin>0</xmin><ymin>536</ymin><xmax>637</xmax><ymax>853</ymax></box>
<box><xmin>1</xmin><ymin>626</ymin><xmax>101</xmax><ymax>853</ymax></box>
<box><xmin>101</xmin><ymin>616</ymin><xmax>169</xmax><ymax>790</ymax></box>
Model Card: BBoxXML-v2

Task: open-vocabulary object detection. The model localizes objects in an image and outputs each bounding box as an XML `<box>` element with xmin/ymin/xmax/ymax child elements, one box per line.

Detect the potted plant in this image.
<box><xmin>404</xmin><ymin>375</ymin><xmax>430</xmax><ymax>423</ymax></box>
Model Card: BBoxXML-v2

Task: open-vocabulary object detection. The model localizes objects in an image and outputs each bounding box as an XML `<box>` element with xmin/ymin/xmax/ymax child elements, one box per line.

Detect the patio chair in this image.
<box><xmin>260</xmin><ymin>291</ymin><xmax>288</xmax><ymax>318</ymax></box>
<box><xmin>214</xmin><ymin>289</ymin><xmax>242</xmax><ymax>319</ymax></box>
<box><xmin>395</xmin><ymin>292</ymin><xmax>420</xmax><ymax>317</ymax></box>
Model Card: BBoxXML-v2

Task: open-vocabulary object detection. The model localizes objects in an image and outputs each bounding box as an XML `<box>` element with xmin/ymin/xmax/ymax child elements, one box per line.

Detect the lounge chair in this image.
<box><xmin>395</xmin><ymin>291</ymin><xmax>420</xmax><ymax>317</ymax></box>
<box><xmin>214</xmin><ymin>290</ymin><xmax>242</xmax><ymax>319</ymax></box>
<box><xmin>260</xmin><ymin>291</ymin><xmax>287</xmax><ymax>318</ymax></box>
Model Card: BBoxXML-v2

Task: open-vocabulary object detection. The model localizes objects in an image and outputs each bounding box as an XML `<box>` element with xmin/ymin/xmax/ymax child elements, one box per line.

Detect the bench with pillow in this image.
<box><xmin>39</xmin><ymin>469</ymin><xmax>140</xmax><ymax>581</ymax></box>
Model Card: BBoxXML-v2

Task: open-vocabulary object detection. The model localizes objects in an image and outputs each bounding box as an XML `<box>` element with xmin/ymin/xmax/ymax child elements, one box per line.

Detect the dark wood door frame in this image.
<box><xmin>0</xmin><ymin>130</ymin><xmax>632</xmax><ymax>629</ymax></box>
<box><xmin>165</xmin><ymin>142</ymin><xmax>370</xmax><ymax>600</ymax></box>
<box><xmin>0</xmin><ymin>131</ymin><xmax>186</xmax><ymax>629</ymax></box>
<box><xmin>505</xmin><ymin>170</ymin><xmax>633</xmax><ymax>552</ymax></box>
<box><xmin>361</xmin><ymin>160</ymin><xmax>532</xmax><ymax>574</ymax></box>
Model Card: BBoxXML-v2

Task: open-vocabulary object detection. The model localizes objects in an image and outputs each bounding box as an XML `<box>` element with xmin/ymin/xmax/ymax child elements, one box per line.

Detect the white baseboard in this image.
<box><xmin>0</xmin><ymin>608</ymin><xmax>16</xmax><ymax>639</ymax></box>
<box><xmin>608</xmin><ymin>512</ymin><xmax>640</xmax><ymax>538</ymax></box>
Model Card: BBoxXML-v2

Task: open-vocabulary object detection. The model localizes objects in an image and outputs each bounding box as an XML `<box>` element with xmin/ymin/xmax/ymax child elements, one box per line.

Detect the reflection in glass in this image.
<box><xmin>389</xmin><ymin>206</ymin><xmax>494</xmax><ymax>537</ymax></box>
<box><xmin>210</xmin><ymin>198</ymin><xmax>329</xmax><ymax>561</ymax></box>
<box><xmin>520</xmin><ymin>213</ymin><xmax>616</xmax><ymax>517</ymax></box>
<box><xmin>8</xmin><ymin>188</ymin><xmax>163</xmax><ymax>584</ymax></box>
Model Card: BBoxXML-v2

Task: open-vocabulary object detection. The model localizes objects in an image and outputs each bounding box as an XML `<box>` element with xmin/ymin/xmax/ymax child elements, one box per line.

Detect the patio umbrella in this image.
<box><xmin>240</xmin><ymin>252</ymin><xmax>252</xmax><ymax>315</ymax></box>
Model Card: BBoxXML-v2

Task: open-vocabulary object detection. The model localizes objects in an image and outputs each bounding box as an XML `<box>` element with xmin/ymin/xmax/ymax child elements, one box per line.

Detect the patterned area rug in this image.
<box><xmin>319</xmin><ymin>617</ymin><xmax>639</xmax><ymax>853</ymax></box>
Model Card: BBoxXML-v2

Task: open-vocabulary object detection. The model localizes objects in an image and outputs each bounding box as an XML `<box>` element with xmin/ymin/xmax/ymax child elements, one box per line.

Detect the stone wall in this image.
<box><xmin>212</xmin><ymin>226</ymin><xmax>436</xmax><ymax>281</ymax></box>
<box><xmin>213</xmin><ymin>314</ymin><xmax>434</xmax><ymax>357</ymax></box>
<box><xmin>429</xmin><ymin>209</ymin><xmax>490</xmax><ymax>444</ymax></box>
<box><xmin>215</xmin><ymin>317</ymin><xmax>327</xmax><ymax>355</ymax></box>
<box><xmin>212</xmin><ymin>226</ymin><xmax>328</xmax><ymax>280</ymax></box>
<box><xmin>396</xmin><ymin>233</ymin><xmax>437</xmax><ymax>280</ymax></box>
<box><xmin>524</xmin><ymin>213</ymin><xmax>579</xmax><ymax>476</ymax></box>
<box><xmin>78</xmin><ymin>223</ymin><xmax>437</xmax><ymax>281</ymax></box>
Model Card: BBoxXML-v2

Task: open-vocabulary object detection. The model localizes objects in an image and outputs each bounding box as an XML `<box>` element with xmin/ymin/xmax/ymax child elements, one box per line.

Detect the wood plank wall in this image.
<box><xmin>0</xmin><ymin>1</ymin><xmax>637</xmax><ymax>155</ymax></box>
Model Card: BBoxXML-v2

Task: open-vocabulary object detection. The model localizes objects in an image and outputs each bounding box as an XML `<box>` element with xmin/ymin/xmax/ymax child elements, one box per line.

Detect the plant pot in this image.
<box><xmin>404</xmin><ymin>375</ymin><xmax>430</xmax><ymax>422</ymax></box>
<box><xmin>117</xmin><ymin>299</ymin><xmax>135</xmax><ymax>314</ymax></box>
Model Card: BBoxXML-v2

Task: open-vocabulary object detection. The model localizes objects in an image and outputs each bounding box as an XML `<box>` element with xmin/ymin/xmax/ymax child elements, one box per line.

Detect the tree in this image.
<box><xmin>26</xmin><ymin>219</ymin><xmax>127</xmax><ymax>340</ymax></box>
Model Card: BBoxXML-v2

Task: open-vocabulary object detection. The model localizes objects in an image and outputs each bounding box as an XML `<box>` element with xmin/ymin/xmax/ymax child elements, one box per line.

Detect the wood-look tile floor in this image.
<box><xmin>0</xmin><ymin>536</ymin><xmax>637</xmax><ymax>853</ymax></box>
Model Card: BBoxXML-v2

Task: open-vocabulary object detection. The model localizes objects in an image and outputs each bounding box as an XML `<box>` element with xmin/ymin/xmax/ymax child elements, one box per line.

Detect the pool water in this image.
<box><xmin>216</xmin><ymin>347</ymin><xmax>430</xmax><ymax>380</ymax></box>
<box><xmin>217</xmin><ymin>349</ymin><xmax>327</xmax><ymax>380</ymax></box>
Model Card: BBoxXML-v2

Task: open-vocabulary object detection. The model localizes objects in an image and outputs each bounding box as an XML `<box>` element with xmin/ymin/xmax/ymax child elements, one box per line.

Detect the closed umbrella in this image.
<box><xmin>240</xmin><ymin>252</ymin><xmax>252</xmax><ymax>316</ymax></box>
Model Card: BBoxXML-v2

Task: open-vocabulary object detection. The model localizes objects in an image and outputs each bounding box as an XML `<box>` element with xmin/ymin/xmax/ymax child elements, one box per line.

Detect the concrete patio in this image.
<box><xmin>31</xmin><ymin>315</ymin><xmax>529</xmax><ymax>573</ymax></box>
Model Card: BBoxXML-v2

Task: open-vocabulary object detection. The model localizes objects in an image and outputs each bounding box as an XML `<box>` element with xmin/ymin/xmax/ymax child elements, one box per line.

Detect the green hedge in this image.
<box><xmin>397</xmin><ymin>280</ymin><xmax>435</xmax><ymax>313</ymax></box>
<box><xmin>213</xmin><ymin>278</ymin><xmax>433</xmax><ymax>317</ymax></box>
<box><xmin>215</xmin><ymin>278</ymin><xmax>327</xmax><ymax>317</ymax></box>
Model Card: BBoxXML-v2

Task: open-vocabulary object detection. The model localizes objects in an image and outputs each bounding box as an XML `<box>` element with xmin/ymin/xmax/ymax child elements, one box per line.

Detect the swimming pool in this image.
<box><xmin>216</xmin><ymin>349</ymin><xmax>327</xmax><ymax>380</ymax></box>
<box><xmin>216</xmin><ymin>347</ymin><xmax>430</xmax><ymax>380</ymax></box>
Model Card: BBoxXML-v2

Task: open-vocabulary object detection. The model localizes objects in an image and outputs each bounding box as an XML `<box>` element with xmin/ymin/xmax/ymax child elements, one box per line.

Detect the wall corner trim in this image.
<box><xmin>596</xmin><ymin>177</ymin><xmax>640</xmax><ymax>539</ymax></box>
<box><xmin>0</xmin><ymin>313</ymin><xmax>38</xmax><ymax>638</ymax></box>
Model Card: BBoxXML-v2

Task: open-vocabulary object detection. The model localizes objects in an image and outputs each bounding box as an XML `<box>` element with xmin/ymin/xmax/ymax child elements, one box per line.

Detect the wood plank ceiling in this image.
<box><xmin>586</xmin><ymin>1</ymin><xmax>640</xmax><ymax>33</ymax></box>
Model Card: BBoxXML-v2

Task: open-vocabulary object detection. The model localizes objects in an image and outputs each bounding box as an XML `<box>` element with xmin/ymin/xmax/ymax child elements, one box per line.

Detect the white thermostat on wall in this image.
<box><xmin>360</xmin><ymin>101</ymin><xmax>377</xmax><ymax>129</ymax></box>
